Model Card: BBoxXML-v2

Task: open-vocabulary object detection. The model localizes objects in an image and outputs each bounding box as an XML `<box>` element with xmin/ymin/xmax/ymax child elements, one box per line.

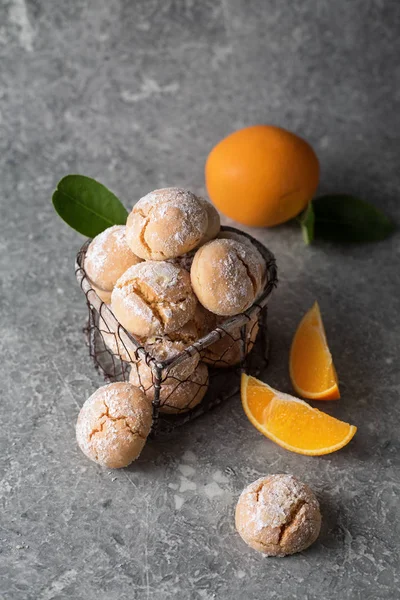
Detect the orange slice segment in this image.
<box><xmin>241</xmin><ymin>374</ymin><xmax>356</xmax><ymax>456</ymax></box>
<box><xmin>289</xmin><ymin>301</ymin><xmax>340</xmax><ymax>400</ymax></box>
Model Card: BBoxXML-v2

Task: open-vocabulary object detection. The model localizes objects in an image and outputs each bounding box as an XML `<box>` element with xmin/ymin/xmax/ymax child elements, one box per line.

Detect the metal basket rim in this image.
<box><xmin>75</xmin><ymin>225</ymin><xmax>278</xmax><ymax>371</ymax></box>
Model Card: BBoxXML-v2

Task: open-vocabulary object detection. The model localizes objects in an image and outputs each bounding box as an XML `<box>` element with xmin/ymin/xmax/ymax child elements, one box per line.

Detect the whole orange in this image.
<box><xmin>205</xmin><ymin>125</ymin><xmax>320</xmax><ymax>227</ymax></box>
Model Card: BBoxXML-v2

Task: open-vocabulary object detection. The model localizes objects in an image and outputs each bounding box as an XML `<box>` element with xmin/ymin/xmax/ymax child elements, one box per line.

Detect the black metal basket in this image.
<box><xmin>75</xmin><ymin>226</ymin><xmax>278</xmax><ymax>436</ymax></box>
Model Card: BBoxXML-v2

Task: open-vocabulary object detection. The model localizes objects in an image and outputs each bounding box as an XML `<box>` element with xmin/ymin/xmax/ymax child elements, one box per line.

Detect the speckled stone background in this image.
<box><xmin>1</xmin><ymin>1</ymin><xmax>400</xmax><ymax>599</ymax></box>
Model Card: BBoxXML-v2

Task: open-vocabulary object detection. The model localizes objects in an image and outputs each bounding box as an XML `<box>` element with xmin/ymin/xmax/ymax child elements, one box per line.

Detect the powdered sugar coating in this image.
<box><xmin>218</xmin><ymin>230</ymin><xmax>266</xmax><ymax>287</ymax></box>
<box><xmin>235</xmin><ymin>474</ymin><xmax>321</xmax><ymax>556</ymax></box>
<box><xmin>126</xmin><ymin>188</ymin><xmax>208</xmax><ymax>260</ymax></box>
<box><xmin>85</xmin><ymin>225</ymin><xmax>142</xmax><ymax>294</ymax></box>
<box><xmin>76</xmin><ymin>382</ymin><xmax>152</xmax><ymax>468</ymax></box>
<box><xmin>111</xmin><ymin>261</ymin><xmax>197</xmax><ymax>337</ymax></box>
<box><xmin>128</xmin><ymin>322</ymin><xmax>200</xmax><ymax>384</ymax></box>
<box><xmin>191</xmin><ymin>239</ymin><xmax>265</xmax><ymax>316</ymax></box>
<box><xmin>144</xmin><ymin>321</ymin><xmax>200</xmax><ymax>378</ymax></box>
<box><xmin>192</xmin><ymin>304</ymin><xmax>217</xmax><ymax>339</ymax></box>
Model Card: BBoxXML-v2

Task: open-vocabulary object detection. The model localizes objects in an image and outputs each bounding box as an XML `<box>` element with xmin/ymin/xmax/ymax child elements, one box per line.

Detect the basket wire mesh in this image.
<box><xmin>75</xmin><ymin>226</ymin><xmax>278</xmax><ymax>436</ymax></box>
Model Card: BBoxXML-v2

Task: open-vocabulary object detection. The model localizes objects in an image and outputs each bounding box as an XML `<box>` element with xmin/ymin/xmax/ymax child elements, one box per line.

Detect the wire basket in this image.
<box><xmin>75</xmin><ymin>226</ymin><xmax>278</xmax><ymax>436</ymax></box>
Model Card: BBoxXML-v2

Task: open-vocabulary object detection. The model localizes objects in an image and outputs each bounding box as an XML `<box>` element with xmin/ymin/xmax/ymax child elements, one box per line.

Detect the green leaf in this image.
<box><xmin>299</xmin><ymin>202</ymin><xmax>315</xmax><ymax>245</ymax></box>
<box><xmin>52</xmin><ymin>175</ymin><xmax>128</xmax><ymax>237</ymax></box>
<box><xmin>313</xmin><ymin>194</ymin><xmax>395</xmax><ymax>243</ymax></box>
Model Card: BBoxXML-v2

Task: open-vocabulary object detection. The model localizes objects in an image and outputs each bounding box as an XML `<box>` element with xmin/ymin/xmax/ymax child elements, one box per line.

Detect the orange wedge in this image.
<box><xmin>289</xmin><ymin>302</ymin><xmax>340</xmax><ymax>400</ymax></box>
<box><xmin>241</xmin><ymin>374</ymin><xmax>356</xmax><ymax>456</ymax></box>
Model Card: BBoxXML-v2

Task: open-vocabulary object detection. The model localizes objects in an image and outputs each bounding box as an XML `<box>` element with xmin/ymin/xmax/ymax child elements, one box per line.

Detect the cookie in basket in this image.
<box><xmin>128</xmin><ymin>320</ymin><xmax>200</xmax><ymax>388</ymax></box>
<box><xmin>198</xmin><ymin>196</ymin><xmax>221</xmax><ymax>244</ymax></box>
<box><xmin>98</xmin><ymin>309</ymin><xmax>141</xmax><ymax>363</ymax></box>
<box><xmin>111</xmin><ymin>261</ymin><xmax>197</xmax><ymax>337</ymax></box>
<box><xmin>191</xmin><ymin>238</ymin><xmax>265</xmax><ymax>316</ymax></box>
<box><xmin>126</xmin><ymin>187</ymin><xmax>208</xmax><ymax>260</ymax></box>
<box><xmin>218</xmin><ymin>229</ymin><xmax>267</xmax><ymax>287</ymax></box>
<box><xmin>84</xmin><ymin>225</ymin><xmax>142</xmax><ymax>304</ymax></box>
<box><xmin>194</xmin><ymin>305</ymin><xmax>259</xmax><ymax>367</ymax></box>
<box><xmin>166</xmin><ymin>249</ymin><xmax>196</xmax><ymax>272</ymax></box>
<box><xmin>129</xmin><ymin>361</ymin><xmax>209</xmax><ymax>414</ymax></box>
<box><xmin>143</xmin><ymin>320</ymin><xmax>200</xmax><ymax>379</ymax></box>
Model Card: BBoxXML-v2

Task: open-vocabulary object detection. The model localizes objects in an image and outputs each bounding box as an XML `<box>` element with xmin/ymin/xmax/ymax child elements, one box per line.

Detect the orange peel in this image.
<box><xmin>290</xmin><ymin>302</ymin><xmax>340</xmax><ymax>400</ymax></box>
<box><xmin>241</xmin><ymin>374</ymin><xmax>356</xmax><ymax>456</ymax></box>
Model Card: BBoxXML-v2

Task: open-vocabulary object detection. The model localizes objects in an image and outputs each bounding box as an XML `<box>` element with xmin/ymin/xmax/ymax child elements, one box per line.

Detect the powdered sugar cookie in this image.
<box><xmin>130</xmin><ymin>361</ymin><xmax>208</xmax><ymax>414</ymax></box>
<box><xmin>191</xmin><ymin>239</ymin><xmax>264</xmax><ymax>316</ymax></box>
<box><xmin>218</xmin><ymin>230</ymin><xmax>266</xmax><ymax>286</ymax></box>
<box><xmin>76</xmin><ymin>382</ymin><xmax>152</xmax><ymax>468</ymax></box>
<box><xmin>126</xmin><ymin>188</ymin><xmax>208</xmax><ymax>260</ymax></box>
<box><xmin>235</xmin><ymin>474</ymin><xmax>321</xmax><ymax>556</ymax></box>
<box><xmin>143</xmin><ymin>320</ymin><xmax>200</xmax><ymax>379</ymax></box>
<box><xmin>84</xmin><ymin>225</ymin><xmax>142</xmax><ymax>303</ymax></box>
<box><xmin>204</xmin><ymin>316</ymin><xmax>259</xmax><ymax>368</ymax></box>
<box><xmin>198</xmin><ymin>197</ymin><xmax>221</xmax><ymax>244</ymax></box>
<box><xmin>98</xmin><ymin>310</ymin><xmax>141</xmax><ymax>363</ymax></box>
<box><xmin>193</xmin><ymin>304</ymin><xmax>259</xmax><ymax>367</ymax></box>
<box><xmin>111</xmin><ymin>261</ymin><xmax>197</xmax><ymax>337</ymax></box>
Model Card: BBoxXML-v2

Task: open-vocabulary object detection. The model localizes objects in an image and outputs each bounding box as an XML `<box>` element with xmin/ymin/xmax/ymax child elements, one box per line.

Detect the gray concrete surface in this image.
<box><xmin>1</xmin><ymin>1</ymin><xmax>399</xmax><ymax>598</ymax></box>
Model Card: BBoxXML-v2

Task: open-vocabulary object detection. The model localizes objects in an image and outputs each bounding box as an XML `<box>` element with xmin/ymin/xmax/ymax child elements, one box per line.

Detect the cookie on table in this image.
<box><xmin>76</xmin><ymin>382</ymin><xmax>152</xmax><ymax>468</ymax></box>
<box><xmin>235</xmin><ymin>474</ymin><xmax>321</xmax><ymax>556</ymax></box>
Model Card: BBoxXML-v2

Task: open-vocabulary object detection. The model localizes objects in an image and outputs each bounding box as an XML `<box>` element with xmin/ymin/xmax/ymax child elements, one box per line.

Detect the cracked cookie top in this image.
<box><xmin>111</xmin><ymin>261</ymin><xmax>197</xmax><ymax>338</ymax></box>
<box><xmin>142</xmin><ymin>320</ymin><xmax>200</xmax><ymax>379</ymax></box>
<box><xmin>125</xmin><ymin>187</ymin><xmax>209</xmax><ymax>260</ymax></box>
<box><xmin>190</xmin><ymin>238</ymin><xmax>265</xmax><ymax>317</ymax></box>
<box><xmin>235</xmin><ymin>474</ymin><xmax>321</xmax><ymax>556</ymax></box>
<box><xmin>217</xmin><ymin>229</ymin><xmax>266</xmax><ymax>287</ymax></box>
<box><xmin>76</xmin><ymin>382</ymin><xmax>152</xmax><ymax>468</ymax></box>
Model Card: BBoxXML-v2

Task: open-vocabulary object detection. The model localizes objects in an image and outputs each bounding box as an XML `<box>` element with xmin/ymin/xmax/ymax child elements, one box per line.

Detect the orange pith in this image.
<box><xmin>289</xmin><ymin>302</ymin><xmax>340</xmax><ymax>400</ymax></box>
<box><xmin>241</xmin><ymin>374</ymin><xmax>356</xmax><ymax>456</ymax></box>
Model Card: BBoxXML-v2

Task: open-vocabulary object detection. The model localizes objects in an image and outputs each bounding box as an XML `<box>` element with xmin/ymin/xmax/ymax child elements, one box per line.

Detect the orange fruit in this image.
<box><xmin>205</xmin><ymin>125</ymin><xmax>319</xmax><ymax>227</ymax></box>
<box><xmin>290</xmin><ymin>302</ymin><xmax>340</xmax><ymax>400</ymax></box>
<box><xmin>241</xmin><ymin>374</ymin><xmax>356</xmax><ymax>456</ymax></box>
